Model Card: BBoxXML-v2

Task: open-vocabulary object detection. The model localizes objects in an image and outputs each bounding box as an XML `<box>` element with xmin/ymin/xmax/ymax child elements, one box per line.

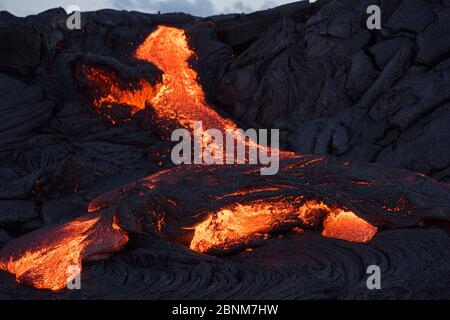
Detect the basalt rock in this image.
<box><xmin>194</xmin><ymin>0</ymin><xmax>450</xmax><ymax>183</ymax></box>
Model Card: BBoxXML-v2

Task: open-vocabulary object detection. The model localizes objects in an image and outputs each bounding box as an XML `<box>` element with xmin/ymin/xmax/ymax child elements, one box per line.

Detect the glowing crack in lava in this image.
<box><xmin>0</xmin><ymin>26</ymin><xmax>379</xmax><ymax>291</ymax></box>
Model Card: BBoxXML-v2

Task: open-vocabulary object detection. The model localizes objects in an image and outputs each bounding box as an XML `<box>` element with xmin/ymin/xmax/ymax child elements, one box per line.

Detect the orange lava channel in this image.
<box><xmin>135</xmin><ymin>26</ymin><xmax>236</xmax><ymax>132</ymax></box>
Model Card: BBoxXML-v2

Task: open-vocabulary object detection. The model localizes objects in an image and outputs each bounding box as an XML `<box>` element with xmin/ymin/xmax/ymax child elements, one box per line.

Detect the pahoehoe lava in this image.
<box><xmin>0</xmin><ymin>0</ymin><xmax>449</xmax><ymax>299</ymax></box>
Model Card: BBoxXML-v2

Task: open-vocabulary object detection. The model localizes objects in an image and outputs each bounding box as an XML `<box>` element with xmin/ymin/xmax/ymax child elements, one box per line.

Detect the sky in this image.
<box><xmin>0</xmin><ymin>0</ymin><xmax>312</xmax><ymax>17</ymax></box>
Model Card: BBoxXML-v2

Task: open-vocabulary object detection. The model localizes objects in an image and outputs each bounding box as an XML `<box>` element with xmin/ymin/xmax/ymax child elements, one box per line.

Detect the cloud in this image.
<box><xmin>112</xmin><ymin>0</ymin><xmax>215</xmax><ymax>17</ymax></box>
<box><xmin>0</xmin><ymin>0</ymin><xmax>300</xmax><ymax>17</ymax></box>
<box><xmin>226</xmin><ymin>1</ymin><xmax>254</xmax><ymax>13</ymax></box>
<box><xmin>261</xmin><ymin>1</ymin><xmax>277</xmax><ymax>9</ymax></box>
<box><xmin>218</xmin><ymin>0</ymin><xmax>293</xmax><ymax>15</ymax></box>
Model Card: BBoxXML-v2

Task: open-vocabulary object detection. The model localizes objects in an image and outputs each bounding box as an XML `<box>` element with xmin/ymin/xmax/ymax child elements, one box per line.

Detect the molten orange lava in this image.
<box><xmin>86</xmin><ymin>25</ymin><xmax>235</xmax><ymax>133</ymax></box>
<box><xmin>87</xmin><ymin>26</ymin><xmax>266</xmax><ymax>157</ymax></box>
<box><xmin>322</xmin><ymin>210</ymin><xmax>378</xmax><ymax>242</ymax></box>
<box><xmin>135</xmin><ymin>26</ymin><xmax>236</xmax><ymax>132</ymax></box>
<box><xmin>84</xmin><ymin>66</ymin><xmax>155</xmax><ymax>118</ymax></box>
<box><xmin>191</xmin><ymin>200</ymin><xmax>378</xmax><ymax>253</ymax></box>
<box><xmin>0</xmin><ymin>213</ymin><xmax>128</xmax><ymax>291</ymax></box>
<box><xmin>191</xmin><ymin>200</ymin><xmax>316</xmax><ymax>253</ymax></box>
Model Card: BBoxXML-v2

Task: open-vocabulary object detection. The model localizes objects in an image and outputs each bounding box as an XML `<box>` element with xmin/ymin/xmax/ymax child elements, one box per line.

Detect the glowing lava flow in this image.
<box><xmin>134</xmin><ymin>26</ymin><xmax>377</xmax><ymax>248</ymax></box>
<box><xmin>87</xmin><ymin>26</ymin><xmax>265</xmax><ymax>156</ymax></box>
<box><xmin>191</xmin><ymin>200</ymin><xmax>378</xmax><ymax>253</ymax></box>
<box><xmin>0</xmin><ymin>25</ymin><xmax>379</xmax><ymax>291</ymax></box>
<box><xmin>0</xmin><ymin>213</ymin><xmax>128</xmax><ymax>291</ymax></box>
<box><xmin>82</xmin><ymin>25</ymin><xmax>380</xmax><ymax>257</ymax></box>
<box><xmin>322</xmin><ymin>210</ymin><xmax>378</xmax><ymax>242</ymax></box>
<box><xmin>84</xmin><ymin>66</ymin><xmax>155</xmax><ymax>118</ymax></box>
<box><xmin>86</xmin><ymin>26</ymin><xmax>235</xmax><ymax>132</ymax></box>
<box><xmin>190</xmin><ymin>200</ymin><xmax>327</xmax><ymax>253</ymax></box>
<box><xmin>134</xmin><ymin>26</ymin><xmax>236</xmax><ymax>132</ymax></box>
